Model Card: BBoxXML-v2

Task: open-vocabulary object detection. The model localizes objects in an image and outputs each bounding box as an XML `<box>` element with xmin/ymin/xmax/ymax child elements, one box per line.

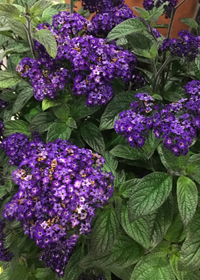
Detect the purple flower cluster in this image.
<box><xmin>88</xmin><ymin>4</ymin><xmax>136</xmax><ymax>37</ymax></box>
<box><xmin>3</xmin><ymin>138</ymin><xmax>114</xmax><ymax>276</ymax></box>
<box><xmin>0</xmin><ymin>120</ymin><xmax>4</xmax><ymax>137</ymax></box>
<box><xmin>16</xmin><ymin>57</ymin><xmax>70</xmax><ymax>101</ymax></box>
<box><xmin>160</xmin><ymin>30</ymin><xmax>199</xmax><ymax>61</ymax></box>
<box><xmin>17</xmin><ymin>11</ymin><xmax>137</xmax><ymax>106</ymax></box>
<box><xmin>1</xmin><ymin>133</ymin><xmax>30</xmax><ymax>166</ymax></box>
<box><xmin>0</xmin><ymin>220</ymin><xmax>14</xmax><ymax>262</ymax></box>
<box><xmin>115</xmin><ymin>91</ymin><xmax>200</xmax><ymax>156</ymax></box>
<box><xmin>81</xmin><ymin>0</ymin><xmax>124</xmax><ymax>13</ymax></box>
<box><xmin>115</xmin><ymin>93</ymin><xmax>154</xmax><ymax>148</ymax></box>
<box><xmin>143</xmin><ymin>0</ymin><xmax>178</xmax><ymax>18</ymax></box>
<box><xmin>128</xmin><ymin>70</ymin><xmax>147</xmax><ymax>90</ymax></box>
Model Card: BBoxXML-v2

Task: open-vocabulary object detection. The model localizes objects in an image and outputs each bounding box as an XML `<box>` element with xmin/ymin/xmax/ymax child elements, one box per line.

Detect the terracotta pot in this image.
<box><xmin>66</xmin><ymin>0</ymin><xmax>199</xmax><ymax>38</ymax></box>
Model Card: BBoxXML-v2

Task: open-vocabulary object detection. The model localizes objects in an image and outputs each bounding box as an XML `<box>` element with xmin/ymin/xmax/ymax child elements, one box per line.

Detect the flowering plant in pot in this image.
<box><xmin>0</xmin><ymin>0</ymin><xmax>200</xmax><ymax>279</ymax></box>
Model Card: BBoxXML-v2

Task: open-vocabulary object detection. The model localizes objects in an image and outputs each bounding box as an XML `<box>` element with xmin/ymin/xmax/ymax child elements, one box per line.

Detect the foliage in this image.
<box><xmin>0</xmin><ymin>0</ymin><xmax>200</xmax><ymax>279</ymax></box>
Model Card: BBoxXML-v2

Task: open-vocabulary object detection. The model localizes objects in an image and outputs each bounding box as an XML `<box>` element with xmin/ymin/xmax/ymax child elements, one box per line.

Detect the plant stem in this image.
<box><xmin>152</xmin><ymin>56</ymin><xmax>171</xmax><ymax>92</ymax></box>
<box><xmin>25</xmin><ymin>17</ymin><xmax>36</xmax><ymax>59</ymax></box>
<box><xmin>70</xmin><ymin>0</ymin><xmax>73</xmax><ymax>13</ymax></box>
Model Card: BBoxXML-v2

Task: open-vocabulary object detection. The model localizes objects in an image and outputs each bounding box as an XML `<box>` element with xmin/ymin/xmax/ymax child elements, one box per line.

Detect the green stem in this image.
<box><xmin>152</xmin><ymin>56</ymin><xmax>171</xmax><ymax>92</ymax></box>
<box><xmin>70</xmin><ymin>0</ymin><xmax>73</xmax><ymax>13</ymax></box>
<box><xmin>25</xmin><ymin>17</ymin><xmax>36</xmax><ymax>59</ymax></box>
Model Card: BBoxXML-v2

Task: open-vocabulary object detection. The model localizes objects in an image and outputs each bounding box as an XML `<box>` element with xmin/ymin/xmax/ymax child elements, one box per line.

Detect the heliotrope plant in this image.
<box><xmin>1</xmin><ymin>0</ymin><xmax>200</xmax><ymax>279</ymax></box>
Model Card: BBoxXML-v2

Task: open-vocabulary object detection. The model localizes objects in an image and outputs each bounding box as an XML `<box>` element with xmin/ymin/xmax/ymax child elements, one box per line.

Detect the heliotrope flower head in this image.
<box><xmin>160</xmin><ymin>30</ymin><xmax>199</xmax><ymax>61</ymax></box>
<box><xmin>143</xmin><ymin>0</ymin><xmax>178</xmax><ymax>18</ymax></box>
<box><xmin>3</xmin><ymin>137</ymin><xmax>114</xmax><ymax>276</ymax></box>
<box><xmin>81</xmin><ymin>0</ymin><xmax>124</xmax><ymax>13</ymax></box>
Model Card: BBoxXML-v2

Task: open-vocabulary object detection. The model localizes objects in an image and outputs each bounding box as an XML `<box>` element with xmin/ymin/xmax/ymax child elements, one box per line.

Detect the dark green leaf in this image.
<box><xmin>0</xmin><ymin>186</ymin><xmax>7</xmax><ymax>199</ymax></box>
<box><xmin>127</xmin><ymin>33</ymin><xmax>151</xmax><ymax>50</ymax></box>
<box><xmin>30</xmin><ymin>112</ymin><xmax>54</xmax><ymax>133</ymax></box>
<box><xmin>165</xmin><ymin>213</ymin><xmax>186</xmax><ymax>243</ymax></box>
<box><xmin>149</xmin><ymin>198</ymin><xmax>173</xmax><ymax>248</ymax></box>
<box><xmin>91</xmin><ymin>208</ymin><xmax>119</xmax><ymax>256</ymax></box>
<box><xmin>180</xmin><ymin>18</ymin><xmax>198</xmax><ymax>30</ymax></box>
<box><xmin>180</xmin><ymin>209</ymin><xmax>200</xmax><ymax>270</ymax></box>
<box><xmin>100</xmin><ymin>92</ymin><xmax>135</xmax><ymax>130</ymax></box>
<box><xmin>47</xmin><ymin>122</ymin><xmax>71</xmax><ymax>142</ymax></box>
<box><xmin>185</xmin><ymin>154</ymin><xmax>200</xmax><ymax>184</ymax></box>
<box><xmin>63</xmin><ymin>247</ymin><xmax>84</xmax><ymax>280</ymax></box>
<box><xmin>177</xmin><ymin>176</ymin><xmax>198</xmax><ymax>226</ymax></box>
<box><xmin>80</xmin><ymin>122</ymin><xmax>105</xmax><ymax>154</ymax></box>
<box><xmin>4</xmin><ymin>120</ymin><xmax>30</xmax><ymax>136</ymax></box>
<box><xmin>71</xmin><ymin>97</ymin><xmax>100</xmax><ymax>119</ymax></box>
<box><xmin>12</xmin><ymin>86</ymin><xmax>33</xmax><ymax>114</ymax></box>
<box><xmin>121</xmin><ymin>204</ymin><xmax>151</xmax><ymax>249</ymax></box>
<box><xmin>66</xmin><ymin>117</ymin><xmax>77</xmax><ymax>129</ymax></box>
<box><xmin>53</xmin><ymin>104</ymin><xmax>70</xmax><ymax>120</ymax></box>
<box><xmin>102</xmin><ymin>151</ymin><xmax>118</xmax><ymax>174</ymax></box>
<box><xmin>0</xmin><ymin>90</ymin><xmax>17</xmax><ymax>102</ymax></box>
<box><xmin>33</xmin><ymin>29</ymin><xmax>57</xmax><ymax>58</ymax></box>
<box><xmin>111</xmin><ymin>265</ymin><xmax>134</xmax><ymax>280</ymax></box>
<box><xmin>130</xmin><ymin>255</ymin><xmax>175</xmax><ymax>280</ymax></box>
<box><xmin>107</xmin><ymin>18</ymin><xmax>147</xmax><ymax>42</ymax></box>
<box><xmin>0</xmin><ymin>71</ymin><xmax>21</xmax><ymax>88</ymax></box>
<box><xmin>30</xmin><ymin>0</ymin><xmax>52</xmax><ymax>17</ymax></box>
<box><xmin>128</xmin><ymin>172</ymin><xmax>172</xmax><ymax>221</ymax></box>
<box><xmin>119</xmin><ymin>179</ymin><xmax>140</xmax><ymax>198</ymax></box>
<box><xmin>157</xmin><ymin>145</ymin><xmax>189</xmax><ymax>174</ymax></box>
<box><xmin>34</xmin><ymin>268</ymin><xmax>51</xmax><ymax>278</ymax></box>
<box><xmin>142</xmin><ymin>131</ymin><xmax>160</xmax><ymax>158</ymax></box>
<box><xmin>110</xmin><ymin>144</ymin><xmax>145</xmax><ymax>161</ymax></box>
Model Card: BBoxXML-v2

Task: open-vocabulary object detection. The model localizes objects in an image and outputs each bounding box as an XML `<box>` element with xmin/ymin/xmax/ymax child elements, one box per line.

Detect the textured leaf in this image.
<box><xmin>71</xmin><ymin>97</ymin><xmax>100</xmax><ymax>119</ymax></box>
<box><xmin>91</xmin><ymin>208</ymin><xmax>119</xmax><ymax>256</ymax></box>
<box><xmin>0</xmin><ymin>4</ymin><xmax>20</xmax><ymax>19</ymax></box>
<box><xmin>100</xmin><ymin>92</ymin><xmax>136</xmax><ymax>130</ymax></box>
<box><xmin>165</xmin><ymin>213</ymin><xmax>186</xmax><ymax>243</ymax></box>
<box><xmin>33</xmin><ymin>29</ymin><xmax>57</xmax><ymax>58</ymax></box>
<box><xmin>42</xmin><ymin>98</ymin><xmax>60</xmax><ymax>111</ymax></box>
<box><xmin>128</xmin><ymin>172</ymin><xmax>172</xmax><ymax>221</ymax></box>
<box><xmin>12</xmin><ymin>86</ymin><xmax>33</xmax><ymax>114</ymax></box>
<box><xmin>8</xmin><ymin>19</ymin><xmax>28</xmax><ymax>41</ymax></box>
<box><xmin>119</xmin><ymin>179</ymin><xmax>140</xmax><ymax>198</ymax></box>
<box><xmin>157</xmin><ymin>145</ymin><xmax>189</xmax><ymax>174</ymax></box>
<box><xmin>131</xmin><ymin>255</ymin><xmax>176</xmax><ymax>280</ymax></box>
<box><xmin>121</xmin><ymin>204</ymin><xmax>150</xmax><ymax>249</ymax></box>
<box><xmin>34</xmin><ymin>268</ymin><xmax>51</xmax><ymax>278</ymax></box>
<box><xmin>47</xmin><ymin>122</ymin><xmax>71</xmax><ymax>142</ymax></box>
<box><xmin>4</xmin><ymin>120</ymin><xmax>30</xmax><ymax>136</ymax></box>
<box><xmin>149</xmin><ymin>198</ymin><xmax>173</xmax><ymax>248</ymax></box>
<box><xmin>180</xmin><ymin>18</ymin><xmax>198</xmax><ymax>30</ymax></box>
<box><xmin>110</xmin><ymin>144</ymin><xmax>145</xmax><ymax>161</ymax></box>
<box><xmin>63</xmin><ymin>247</ymin><xmax>84</xmax><ymax>280</ymax></box>
<box><xmin>30</xmin><ymin>0</ymin><xmax>52</xmax><ymax>17</ymax></box>
<box><xmin>0</xmin><ymin>71</ymin><xmax>21</xmax><ymax>88</ymax></box>
<box><xmin>107</xmin><ymin>18</ymin><xmax>147</xmax><ymax>42</ymax></box>
<box><xmin>102</xmin><ymin>151</ymin><xmax>118</xmax><ymax>174</ymax></box>
<box><xmin>53</xmin><ymin>104</ymin><xmax>70</xmax><ymax>120</ymax></box>
<box><xmin>80</xmin><ymin>122</ymin><xmax>105</xmax><ymax>154</ymax></box>
<box><xmin>30</xmin><ymin>112</ymin><xmax>54</xmax><ymax>133</ymax></box>
<box><xmin>66</xmin><ymin>117</ymin><xmax>77</xmax><ymax>129</ymax></box>
<box><xmin>180</xmin><ymin>209</ymin><xmax>200</xmax><ymax>270</ymax></box>
<box><xmin>42</xmin><ymin>7</ymin><xmax>58</xmax><ymax>24</ymax></box>
<box><xmin>177</xmin><ymin>176</ymin><xmax>198</xmax><ymax>226</ymax></box>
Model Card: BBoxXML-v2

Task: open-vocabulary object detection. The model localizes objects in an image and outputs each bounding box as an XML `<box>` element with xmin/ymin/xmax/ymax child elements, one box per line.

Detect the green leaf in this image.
<box><xmin>47</xmin><ymin>122</ymin><xmax>71</xmax><ymax>142</ymax></box>
<box><xmin>0</xmin><ymin>71</ymin><xmax>21</xmax><ymax>88</ymax></box>
<box><xmin>30</xmin><ymin>0</ymin><xmax>52</xmax><ymax>17</ymax></box>
<box><xmin>177</xmin><ymin>176</ymin><xmax>198</xmax><ymax>226</ymax></box>
<box><xmin>100</xmin><ymin>91</ymin><xmax>135</xmax><ymax>130</ymax></box>
<box><xmin>133</xmin><ymin>6</ymin><xmax>149</xmax><ymax>18</ymax></box>
<box><xmin>165</xmin><ymin>213</ymin><xmax>186</xmax><ymax>243</ymax></box>
<box><xmin>131</xmin><ymin>255</ymin><xmax>175</xmax><ymax>280</ymax></box>
<box><xmin>110</xmin><ymin>144</ymin><xmax>145</xmax><ymax>161</ymax></box>
<box><xmin>0</xmin><ymin>90</ymin><xmax>17</xmax><ymax>102</ymax></box>
<box><xmin>42</xmin><ymin>97</ymin><xmax>60</xmax><ymax>111</ymax></box>
<box><xmin>4</xmin><ymin>120</ymin><xmax>30</xmax><ymax>136</ymax></box>
<box><xmin>42</xmin><ymin>7</ymin><xmax>58</xmax><ymax>24</ymax></box>
<box><xmin>8</xmin><ymin>19</ymin><xmax>28</xmax><ymax>42</ymax></box>
<box><xmin>127</xmin><ymin>33</ymin><xmax>152</xmax><ymax>58</ymax></box>
<box><xmin>146</xmin><ymin>2</ymin><xmax>167</xmax><ymax>23</ymax></box>
<box><xmin>128</xmin><ymin>172</ymin><xmax>172</xmax><ymax>221</ymax></box>
<box><xmin>63</xmin><ymin>246</ymin><xmax>84</xmax><ymax>280</ymax></box>
<box><xmin>121</xmin><ymin>204</ymin><xmax>151</xmax><ymax>249</ymax></box>
<box><xmin>34</xmin><ymin>268</ymin><xmax>51</xmax><ymax>278</ymax></box>
<box><xmin>180</xmin><ymin>18</ymin><xmax>198</xmax><ymax>30</ymax></box>
<box><xmin>142</xmin><ymin>131</ymin><xmax>160</xmax><ymax>159</ymax></box>
<box><xmin>0</xmin><ymin>186</ymin><xmax>7</xmax><ymax>199</ymax></box>
<box><xmin>30</xmin><ymin>112</ymin><xmax>54</xmax><ymax>133</ymax></box>
<box><xmin>111</xmin><ymin>265</ymin><xmax>134</xmax><ymax>280</ymax></box>
<box><xmin>157</xmin><ymin>145</ymin><xmax>189</xmax><ymax>174</ymax></box>
<box><xmin>102</xmin><ymin>151</ymin><xmax>118</xmax><ymax>174</ymax></box>
<box><xmin>1</xmin><ymin>263</ymin><xmax>29</xmax><ymax>280</ymax></box>
<box><xmin>185</xmin><ymin>154</ymin><xmax>200</xmax><ymax>184</ymax></box>
<box><xmin>71</xmin><ymin>96</ymin><xmax>100</xmax><ymax>119</ymax></box>
<box><xmin>149</xmin><ymin>198</ymin><xmax>173</xmax><ymax>248</ymax></box>
<box><xmin>119</xmin><ymin>178</ymin><xmax>140</xmax><ymax>198</ymax></box>
<box><xmin>33</xmin><ymin>29</ymin><xmax>57</xmax><ymax>58</ymax></box>
<box><xmin>66</xmin><ymin>117</ymin><xmax>77</xmax><ymax>129</ymax></box>
<box><xmin>0</xmin><ymin>4</ymin><xmax>21</xmax><ymax>19</ymax></box>
<box><xmin>52</xmin><ymin>3</ymin><xmax>70</xmax><ymax>11</ymax></box>
<box><xmin>91</xmin><ymin>208</ymin><xmax>119</xmax><ymax>256</ymax></box>
<box><xmin>80</xmin><ymin>233</ymin><xmax>144</xmax><ymax>269</ymax></box>
<box><xmin>12</xmin><ymin>86</ymin><xmax>33</xmax><ymax>114</ymax></box>
<box><xmin>180</xmin><ymin>209</ymin><xmax>200</xmax><ymax>270</ymax></box>
<box><xmin>80</xmin><ymin>122</ymin><xmax>105</xmax><ymax>154</ymax></box>
<box><xmin>53</xmin><ymin>103</ymin><xmax>70</xmax><ymax>120</ymax></box>
<box><xmin>107</xmin><ymin>18</ymin><xmax>147</xmax><ymax>42</ymax></box>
